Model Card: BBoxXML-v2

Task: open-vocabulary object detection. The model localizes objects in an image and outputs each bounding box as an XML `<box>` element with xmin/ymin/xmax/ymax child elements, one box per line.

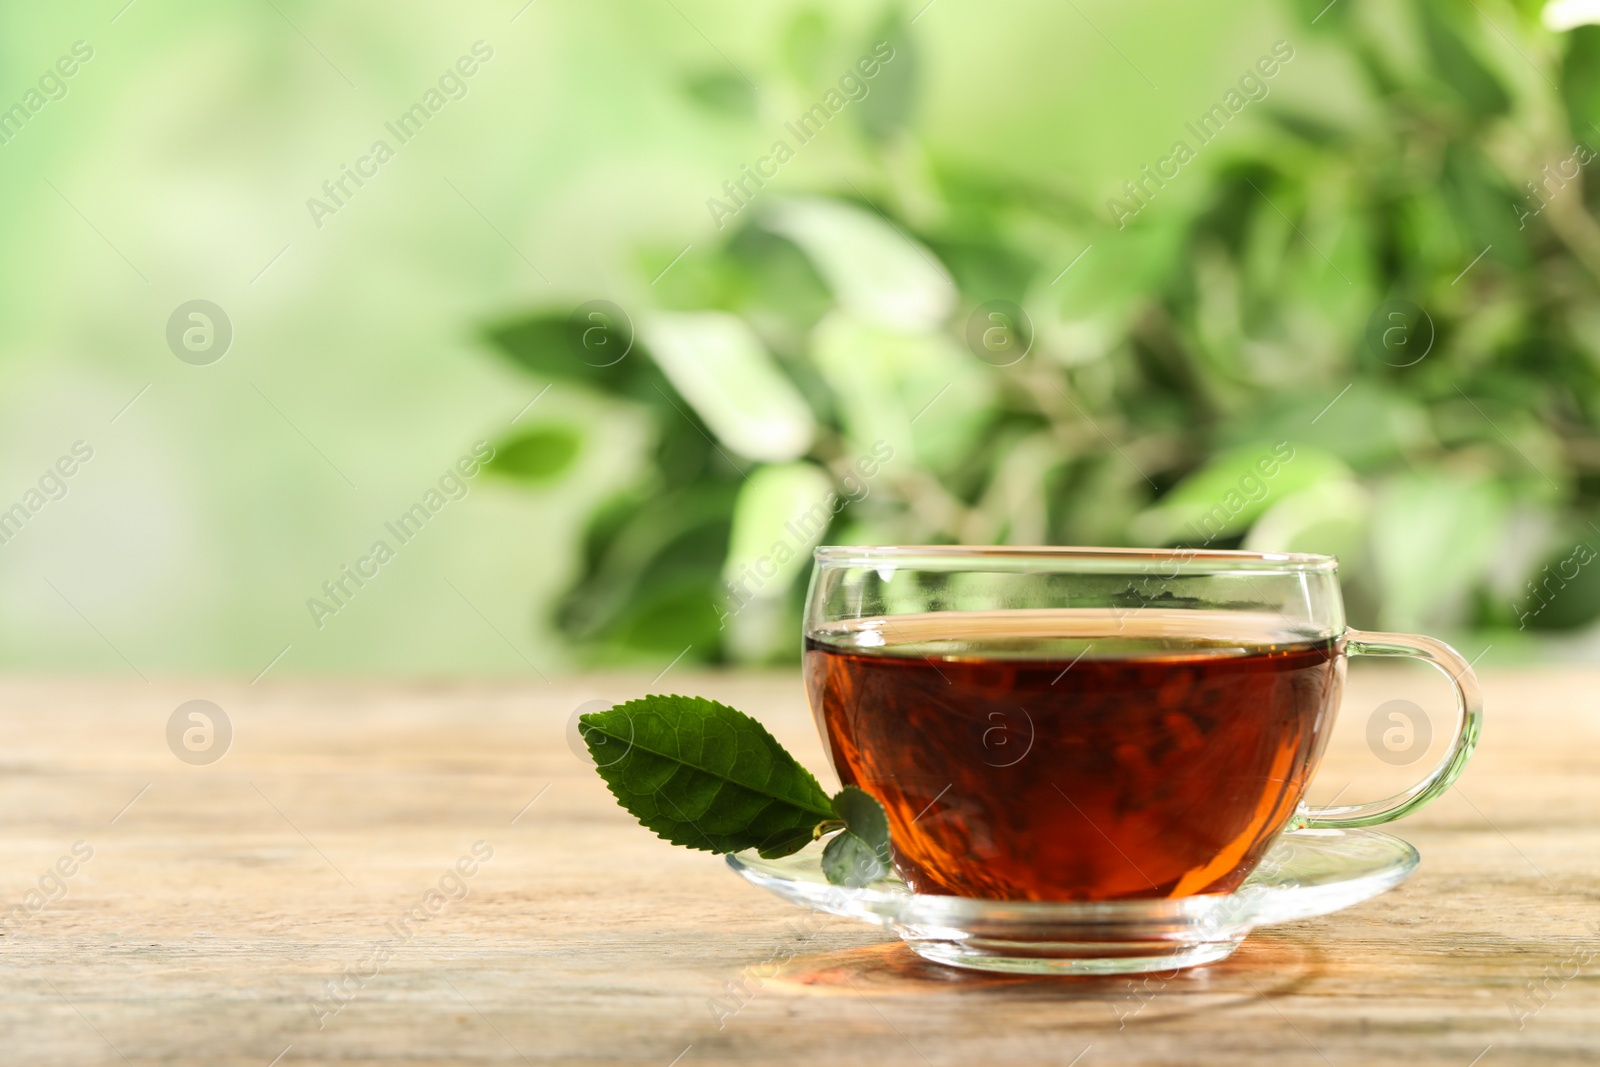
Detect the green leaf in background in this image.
<box><xmin>1520</xmin><ymin>532</ymin><xmax>1600</xmax><ymax>630</ymax></box>
<box><xmin>1050</xmin><ymin>452</ymin><xmax>1152</xmax><ymax>548</ymax></box>
<box><xmin>579</xmin><ymin>695</ymin><xmax>835</xmax><ymax>858</ymax></box>
<box><xmin>1261</xmin><ymin>108</ymin><xmax>1349</xmax><ymax>147</ymax></box>
<box><xmin>1416</xmin><ymin>1</ymin><xmax>1511</xmax><ymax>119</ymax></box>
<box><xmin>1256</xmin><ymin>184</ymin><xmax>1377</xmax><ymax>361</ymax></box>
<box><xmin>928</xmin><ymin>235</ymin><xmax>1038</xmax><ymax>306</ymax></box>
<box><xmin>1435</xmin><ymin>390</ymin><xmax>1568</xmax><ymax>502</ymax></box>
<box><xmin>722</xmin><ymin>225</ymin><xmax>835</xmax><ymax>346</ymax></box>
<box><xmin>1218</xmin><ymin>384</ymin><xmax>1429</xmax><ymax>473</ymax></box>
<box><xmin>640</xmin><ymin>311</ymin><xmax>817</xmax><ymax>462</ymax></box>
<box><xmin>821</xmin><ymin>785</ymin><xmax>893</xmax><ymax>887</ymax></box>
<box><xmin>720</xmin><ymin>461</ymin><xmax>837</xmax><ymax>662</ymax></box>
<box><xmin>557</xmin><ymin>481</ymin><xmax>737</xmax><ymax>656</ymax></box>
<box><xmin>820</xmin><ymin>832</ymin><xmax>886</xmax><ymax>888</ymax></box>
<box><xmin>1244</xmin><ymin>480</ymin><xmax>1373</xmax><ymax>561</ymax></box>
<box><xmin>683</xmin><ymin>70</ymin><xmax>759</xmax><ymax>120</ymax></box>
<box><xmin>858</xmin><ymin>9</ymin><xmax>917</xmax><ymax>142</ymax></box>
<box><xmin>1037</xmin><ymin>216</ymin><xmax>1184</xmax><ymax>365</ymax></box>
<box><xmin>1370</xmin><ymin>472</ymin><xmax>1508</xmax><ymax>632</ymax></box>
<box><xmin>781</xmin><ymin>7</ymin><xmax>830</xmax><ymax>85</ymax></box>
<box><xmin>486</xmin><ymin>424</ymin><xmax>582</xmax><ymax>482</ymax></box>
<box><xmin>1286</xmin><ymin>0</ymin><xmax>1354</xmax><ymax>31</ymax></box>
<box><xmin>810</xmin><ymin>310</ymin><xmax>993</xmax><ymax>473</ymax></box>
<box><xmin>1439</xmin><ymin>142</ymin><xmax>1528</xmax><ymax>270</ymax></box>
<box><xmin>1561</xmin><ymin>25</ymin><xmax>1600</xmax><ymax>142</ymax></box>
<box><xmin>1130</xmin><ymin>444</ymin><xmax>1353</xmax><ymax>545</ymax></box>
<box><xmin>484</xmin><ymin>312</ymin><xmax>589</xmax><ymax>378</ymax></box>
<box><xmin>481</xmin><ymin>310</ymin><xmax>667</xmax><ymax>405</ymax></box>
<box><xmin>596</xmin><ymin>581</ymin><xmax>728</xmax><ymax>658</ymax></box>
<box><xmin>810</xmin><ymin>311</ymin><xmax>913</xmax><ymax>457</ymax></box>
<box><xmin>764</xmin><ymin>197</ymin><xmax>956</xmax><ymax>332</ymax></box>
<box><xmin>724</xmin><ymin>461</ymin><xmax>835</xmax><ymax>597</ymax></box>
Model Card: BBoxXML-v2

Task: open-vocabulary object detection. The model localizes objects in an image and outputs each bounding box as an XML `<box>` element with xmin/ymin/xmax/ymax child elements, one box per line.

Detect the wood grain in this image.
<box><xmin>0</xmin><ymin>667</ymin><xmax>1594</xmax><ymax>1066</ymax></box>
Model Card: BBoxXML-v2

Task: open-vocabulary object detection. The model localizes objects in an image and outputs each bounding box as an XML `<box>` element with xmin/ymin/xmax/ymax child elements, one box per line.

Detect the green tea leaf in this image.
<box><xmin>822</xmin><ymin>831</ymin><xmax>888</xmax><ymax>887</ymax></box>
<box><xmin>832</xmin><ymin>785</ymin><xmax>890</xmax><ymax>848</ymax></box>
<box><xmin>579</xmin><ymin>695</ymin><xmax>835</xmax><ymax>858</ymax></box>
<box><xmin>820</xmin><ymin>785</ymin><xmax>892</xmax><ymax>887</ymax></box>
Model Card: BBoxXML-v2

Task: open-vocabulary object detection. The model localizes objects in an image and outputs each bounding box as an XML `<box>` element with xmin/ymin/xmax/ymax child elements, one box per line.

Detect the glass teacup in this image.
<box><xmin>803</xmin><ymin>546</ymin><xmax>1481</xmax><ymax>904</ymax></box>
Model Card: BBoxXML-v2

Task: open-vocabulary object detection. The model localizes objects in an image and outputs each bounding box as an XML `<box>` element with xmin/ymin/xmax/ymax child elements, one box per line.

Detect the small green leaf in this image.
<box><xmin>683</xmin><ymin>71</ymin><xmax>758</xmax><ymax>120</ymax></box>
<box><xmin>832</xmin><ymin>785</ymin><xmax>889</xmax><ymax>845</ymax></box>
<box><xmin>833</xmin><ymin>786</ymin><xmax>890</xmax><ymax>854</ymax></box>
<box><xmin>821</xmin><ymin>831</ymin><xmax>889</xmax><ymax>887</ymax></box>
<box><xmin>480</xmin><ymin>312</ymin><xmax>617</xmax><ymax>386</ymax></box>
<box><xmin>480</xmin><ymin>309</ymin><xmax>669</xmax><ymax>406</ymax></box>
<box><xmin>820</xmin><ymin>786</ymin><xmax>891</xmax><ymax>887</ymax></box>
<box><xmin>486</xmin><ymin>425</ymin><xmax>581</xmax><ymax>482</ymax></box>
<box><xmin>579</xmin><ymin>695</ymin><xmax>835</xmax><ymax>857</ymax></box>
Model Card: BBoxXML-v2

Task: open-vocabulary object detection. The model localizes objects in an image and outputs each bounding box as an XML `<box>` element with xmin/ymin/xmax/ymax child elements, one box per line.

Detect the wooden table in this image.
<box><xmin>0</xmin><ymin>668</ymin><xmax>1594</xmax><ymax>1066</ymax></box>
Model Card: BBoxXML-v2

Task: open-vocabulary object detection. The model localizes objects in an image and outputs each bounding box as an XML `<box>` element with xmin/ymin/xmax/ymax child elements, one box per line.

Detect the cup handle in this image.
<box><xmin>1301</xmin><ymin>629</ymin><xmax>1484</xmax><ymax>829</ymax></box>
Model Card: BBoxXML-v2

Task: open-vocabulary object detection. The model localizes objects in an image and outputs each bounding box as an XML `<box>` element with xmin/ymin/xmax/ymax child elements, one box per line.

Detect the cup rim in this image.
<box><xmin>812</xmin><ymin>544</ymin><xmax>1339</xmax><ymax>573</ymax></box>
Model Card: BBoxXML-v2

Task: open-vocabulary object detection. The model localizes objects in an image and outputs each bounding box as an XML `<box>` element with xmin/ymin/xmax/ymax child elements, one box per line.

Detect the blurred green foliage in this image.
<box><xmin>484</xmin><ymin>0</ymin><xmax>1600</xmax><ymax>662</ymax></box>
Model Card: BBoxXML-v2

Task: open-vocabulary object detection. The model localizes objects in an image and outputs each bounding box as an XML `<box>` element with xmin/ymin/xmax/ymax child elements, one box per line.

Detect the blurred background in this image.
<box><xmin>4</xmin><ymin>0</ymin><xmax>1599</xmax><ymax>676</ymax></box>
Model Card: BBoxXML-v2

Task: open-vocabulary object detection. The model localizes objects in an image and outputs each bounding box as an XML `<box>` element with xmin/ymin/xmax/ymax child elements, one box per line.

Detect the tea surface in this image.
<box><xmin>805</xmin><ymin>609</ymin><xmax>1343</xmax><ymax>901</ymax></box>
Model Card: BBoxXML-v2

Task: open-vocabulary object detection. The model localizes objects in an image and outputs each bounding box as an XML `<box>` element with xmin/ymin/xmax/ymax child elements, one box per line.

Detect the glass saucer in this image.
<box><xmin>726</xmin><ymin>827</ymin><xmax>1418</xmax><ymax>975</ymax></box>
